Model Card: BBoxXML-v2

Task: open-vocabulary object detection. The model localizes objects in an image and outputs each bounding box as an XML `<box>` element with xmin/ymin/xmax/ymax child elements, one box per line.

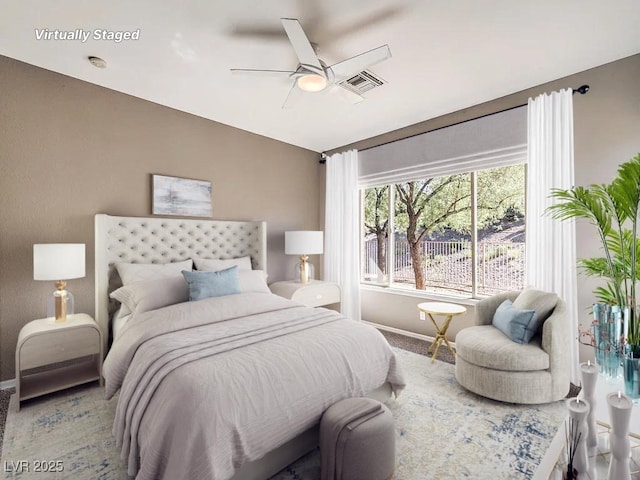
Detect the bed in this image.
<box><xmin>95</xmin><ymin>214</ymin><xmax>405</xmax><ymax>480</ymax></box>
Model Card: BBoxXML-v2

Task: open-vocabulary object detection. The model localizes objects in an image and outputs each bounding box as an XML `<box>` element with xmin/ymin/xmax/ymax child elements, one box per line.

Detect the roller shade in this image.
<box><xmin>359</xmin><ymin>106</ymin><xmax>527</xmax><ymax>187</ymax></box>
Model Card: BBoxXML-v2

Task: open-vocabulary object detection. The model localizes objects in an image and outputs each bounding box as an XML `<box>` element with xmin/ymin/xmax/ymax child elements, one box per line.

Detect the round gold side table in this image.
<box><xmin>417</xmin><ymin>302</ymin><xmax>466</xmax><ymax>363</ymax></box>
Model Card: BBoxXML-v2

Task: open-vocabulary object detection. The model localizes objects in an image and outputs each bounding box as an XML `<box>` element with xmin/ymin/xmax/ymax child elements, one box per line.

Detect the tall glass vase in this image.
<box><xmin>592</xmin><ymin>303</ymin><xmax>623</xmax><ymax>379</ymax></box>
<box><xmin>623</xmin><ymin>354</ymin><xmax>640</xmax><ymax>403</ymax></box>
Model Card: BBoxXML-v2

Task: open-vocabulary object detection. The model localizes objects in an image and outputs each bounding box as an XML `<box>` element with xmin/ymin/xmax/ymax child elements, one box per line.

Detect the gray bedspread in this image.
<box><xmin>103</xmin><ymin>292</ymin><xmax>405</xmax><ymax>480</ymax></box>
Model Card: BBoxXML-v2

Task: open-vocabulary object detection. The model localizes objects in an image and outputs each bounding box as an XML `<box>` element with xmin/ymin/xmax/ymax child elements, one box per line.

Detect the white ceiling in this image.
<box><xmin>2</xmin><ymin>0</ymin><xmax>639</xmax><ymax>153</ymax></box>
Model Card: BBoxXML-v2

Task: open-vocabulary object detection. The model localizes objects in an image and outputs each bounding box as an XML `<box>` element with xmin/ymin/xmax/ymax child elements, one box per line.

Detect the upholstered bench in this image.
<box><xmin>320</xmin><ymin>397</ymin><xmax>395</xmax><ymax>480</ymax></box>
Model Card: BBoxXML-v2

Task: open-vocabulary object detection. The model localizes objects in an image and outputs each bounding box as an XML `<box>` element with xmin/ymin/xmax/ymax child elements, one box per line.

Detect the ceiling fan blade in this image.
<box><xmin>230</xmin><ymin>25</ymin><xmax>286</xmax><ymax>39</ymax></box>
<box><xmin>326</xmin><ymin>45</ymin><xmax>391</xmax><ymax>83</ymax></box>
<box><xmin>230</xmin><ymin>68</ymin><xmax>296</xmax><ymax>77</ymax></box>
<box><xmin>231</xmin><ymin>3</ymin><xmax>323</xmax><ymax>41</ymax></box>
<box><xmin>322</xmin><ymin>7</ymin><xmax>405</xmax><ymax>42</ymax></box>
<box><xmin>281</xmin><ymin>18</ymin><xmax>323</xmax><ymax>74</ymax></box>
<box><xmin>282</xmin><ymin>82</ymin><xmax>304</xmax><ymax>109</ymax></box>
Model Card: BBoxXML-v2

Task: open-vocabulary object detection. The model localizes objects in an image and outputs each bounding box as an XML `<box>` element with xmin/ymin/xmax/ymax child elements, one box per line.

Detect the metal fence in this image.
<box><xmin>363</xmin><ymin>238</ymin><xmax>525</xmax><ymax>295</ymax></box>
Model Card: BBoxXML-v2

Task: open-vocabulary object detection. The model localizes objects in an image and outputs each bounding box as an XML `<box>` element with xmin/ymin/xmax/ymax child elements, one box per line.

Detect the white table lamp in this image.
<box><xmin>34</xmin><ymin>243</ymin><xmax>85</xmax><ymax>322</ymax></box>
<box><xmin>285</xmin><ymin>231</ymin><xmax>323</xmax><ymax>284</ymax></box>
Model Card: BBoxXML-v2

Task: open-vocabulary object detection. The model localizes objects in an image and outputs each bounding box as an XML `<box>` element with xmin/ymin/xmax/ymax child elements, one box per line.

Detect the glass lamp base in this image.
<box><xmin>294</xmin><ymin>261</ymin><xmax>315</xmax><ymax>283</ymax></box>
<box><xmin>46</xmin><ymin>289</ymin><xmax>75</xmax><ymax>322</ymax></box>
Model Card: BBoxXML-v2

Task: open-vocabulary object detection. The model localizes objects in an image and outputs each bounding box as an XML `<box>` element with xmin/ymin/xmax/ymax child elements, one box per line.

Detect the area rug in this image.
<box><xmin>272</xmin><ymin>348</ymin><xmax>566</xmax><ymax>480</ymax></box>
<box><xmin>1</xmin><ymin>348</ymin><xmax>566</xmax><ymax>479</ymax></box>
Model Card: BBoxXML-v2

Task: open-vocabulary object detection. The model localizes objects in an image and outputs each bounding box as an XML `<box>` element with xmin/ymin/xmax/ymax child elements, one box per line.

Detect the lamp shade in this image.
<box><xmin>285</xmin><ymin>231</ymin><xmax>323</xmax><ymax>255</ymax></box>
<box><xmin>34</xmin><ymin>244</ymin><xmax>86</xmax><ymax>280</ymax></box>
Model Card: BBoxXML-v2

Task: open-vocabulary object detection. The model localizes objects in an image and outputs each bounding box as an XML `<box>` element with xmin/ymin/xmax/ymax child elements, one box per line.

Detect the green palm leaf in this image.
<box><xmin>610</xmin><ymin>154</ymin><xmax>640</xmax><ymax>221</ymax></box>
<box><xmin>579</xmin><ymin>257</ymin><xmax>613</xmax><ymax>278</ymax></box>
<box><xmin>548</xmin><ymin>186</ymin><xmax>612</xmax><ymax>235</ymax></box>
<box><xmin>593</xmin><ymin>284</ymin><xmax>619</xmax><ymax>305</ymax></box>
<box><xmin>546</xmin><ymin>153</ymin><xmax>640</xmax><ymax>343</ymax></box>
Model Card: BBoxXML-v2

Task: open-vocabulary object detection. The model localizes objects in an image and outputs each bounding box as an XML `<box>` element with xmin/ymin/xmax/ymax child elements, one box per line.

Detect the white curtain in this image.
<box><xmin>324</xmin><ymin>150</ymin><xmax>361</xmax><ymax>321</ymax></box>
<box><xmin>526</xmin><ymin>88</ymin><xmax>579</xmax><ymax>384</ymax></box>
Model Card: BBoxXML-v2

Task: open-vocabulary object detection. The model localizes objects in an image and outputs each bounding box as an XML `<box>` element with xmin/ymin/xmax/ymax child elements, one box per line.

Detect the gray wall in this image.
<box><xmin>1</xmin><ymin>53</ymin><xmax>638</xmax><ymax>382</ymax></box>
<box><xmin>342</xmin><ymin>54</ymin><xmax>640</xmax><ymax>359</ymax></box>
<box><xmin>0</xmin><ymin>55</ymin><xmax>322</xmax><ymax>381</ymax></box>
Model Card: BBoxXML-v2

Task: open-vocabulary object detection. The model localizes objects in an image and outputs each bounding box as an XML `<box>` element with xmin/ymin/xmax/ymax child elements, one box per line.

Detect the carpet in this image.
<box><xmin>272</xmin><ymin>347</ymin><xmax>566</xmax><ymax>480</ymax></box>
<box><xmin>0</xmin><ymin>387</ymin><xmax>13</xmax><ymax>456</ymax></box>
<box><xmin>379</xmin><ymin>330</ymin><xmax>456</xmax><ymax>365</ymax></box>
<box><xmin>0</xmin><ymin>347</ymin><xmax>566</xmax><ymax>480</ymax></box>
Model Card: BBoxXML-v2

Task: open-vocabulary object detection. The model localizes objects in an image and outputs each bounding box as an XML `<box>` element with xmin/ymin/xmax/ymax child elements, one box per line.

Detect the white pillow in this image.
<box><xmin>116</xmin><ymin>259</ymin><xmax>193</xmax><ymax>285</ymax></box>
<box><xmin>238</xmin><ymin>270</ymin><xmax>270</xmax><ymax>294</ymax></box>
<box><xmin>112</xmin><ymin>308</ymin><xmax>132</xmax><ymax>340</ymax></box>
<box><xmin>193</xmin><ymin>256</ymin><xmax>252</xmax><ymax>272</ymax></box>
<box><xmin>110</xmin><ymin>276</ymin><xmax>189</xmax><ymax>315</ymax></box>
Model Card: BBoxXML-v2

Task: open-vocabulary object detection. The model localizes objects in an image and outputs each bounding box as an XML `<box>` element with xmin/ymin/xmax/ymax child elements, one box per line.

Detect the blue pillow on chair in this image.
<box><xmin>182</xmin><ymin>266</ymin><xmax>241</xmax><ymax>301</ymax></box>
<box><xmin>492</xmin><ymin>299</ymin><xmax>539</xmax><ymax>344</ymax></box>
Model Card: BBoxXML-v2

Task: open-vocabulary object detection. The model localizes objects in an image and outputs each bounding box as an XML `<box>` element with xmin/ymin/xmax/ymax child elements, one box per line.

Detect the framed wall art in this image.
<box><xmin>152</xmin><ymin>174</ymin><xmax>212</xmax><ymax>217</ymax></box>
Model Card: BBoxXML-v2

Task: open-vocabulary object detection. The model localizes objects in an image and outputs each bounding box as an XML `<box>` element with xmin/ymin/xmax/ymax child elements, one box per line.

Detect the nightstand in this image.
<box><xmin>269</xmin><ymin>280</ymin><xmax>341</xmax><ymax>307</ymax></box>
<box><xmin>14</xmin><ymin>313</ymin><xmax>103</xmax><ymax>411</ymax></box>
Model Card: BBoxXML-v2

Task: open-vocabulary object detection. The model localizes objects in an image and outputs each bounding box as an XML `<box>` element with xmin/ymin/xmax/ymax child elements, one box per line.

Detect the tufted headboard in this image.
<box><xmin>95</xmin><ymin>214</ymin><xmax>267</xmax><ymax>351</ymax></box>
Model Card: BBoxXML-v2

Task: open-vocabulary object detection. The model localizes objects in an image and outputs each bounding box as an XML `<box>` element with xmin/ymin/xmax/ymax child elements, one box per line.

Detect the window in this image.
<box><xmin>362</xmin><ymin>186</ymin><xmax>390</xmax><ymax>283</ymax></box>
<box><xmin>361</xmin><ymin>164</ymin><xmax>525</xmax><ymax>298</ymax></box>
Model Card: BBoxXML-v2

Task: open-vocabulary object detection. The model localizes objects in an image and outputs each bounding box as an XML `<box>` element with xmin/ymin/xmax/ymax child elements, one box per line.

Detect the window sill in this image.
<box><xmin>360</xmin><ymin>283</ymin><xmax>481</xmax><ymax>307</ymax></box>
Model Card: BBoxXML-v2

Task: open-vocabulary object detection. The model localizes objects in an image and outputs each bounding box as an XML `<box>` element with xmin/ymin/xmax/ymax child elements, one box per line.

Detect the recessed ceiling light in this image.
<box><xmin>88</xmin><ymin>56</ymin><xmax>107</xmax><ymax>69</ymax></box>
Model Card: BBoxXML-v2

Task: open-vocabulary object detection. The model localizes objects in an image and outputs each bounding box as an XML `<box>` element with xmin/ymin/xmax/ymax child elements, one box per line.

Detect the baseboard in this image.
<box><xmin>363</xmin><ymin>320</ymin><xmax>456</xmax><ymax>348</ymax></box>
<box><xmin>1</xmin><ymin>378</ymin><xmax>16</xmax><ymax>390</ymax></box>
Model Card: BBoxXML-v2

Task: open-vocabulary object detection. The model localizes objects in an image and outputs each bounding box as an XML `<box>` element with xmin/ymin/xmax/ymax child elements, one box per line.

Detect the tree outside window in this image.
<box><xmin>363</xmin><ymin>186</ymin><xmax>389</xmax><ymax>283</ymax></box>
<box><xmin>362</xmin><ymin>164</ymin><xmax>525</xmax><ymax>297</ymax></box>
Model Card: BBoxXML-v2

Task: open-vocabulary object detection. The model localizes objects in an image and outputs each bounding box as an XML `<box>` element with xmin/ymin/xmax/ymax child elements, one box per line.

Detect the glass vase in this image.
<box><xmin>623</xmin><ymin>352</ymin><xmax>640</xmax><ymax>403</ymax></box>
<box><xmin>593</xmin><ymin>303</ymin><xmax>623</xmax><ymax>379</ymax></box>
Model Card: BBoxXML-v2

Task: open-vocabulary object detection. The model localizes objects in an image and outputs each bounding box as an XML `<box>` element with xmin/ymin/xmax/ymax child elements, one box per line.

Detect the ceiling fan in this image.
<box><xmin>230</xmin><ymin>18</ymin><xmax>391</xmax><ymax>108</ymax></box>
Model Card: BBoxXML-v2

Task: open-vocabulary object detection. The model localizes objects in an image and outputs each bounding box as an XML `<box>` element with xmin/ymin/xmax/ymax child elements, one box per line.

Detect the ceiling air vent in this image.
<box><xmin>337</xmin><ymin>70</ymin><xmax>385</xmax><ymax>95</ymax></box>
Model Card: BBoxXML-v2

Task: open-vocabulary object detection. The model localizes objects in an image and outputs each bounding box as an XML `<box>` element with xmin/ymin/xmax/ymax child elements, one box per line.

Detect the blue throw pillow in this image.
<box><xmin>181</xmin><ymin>266</ymin><xmax>241</xmax><ymax>301</ymax></box>
<box><xmin>492</xmin><ymin>299</ymin><xmax>539</xmax><ymax>344</ymax></box>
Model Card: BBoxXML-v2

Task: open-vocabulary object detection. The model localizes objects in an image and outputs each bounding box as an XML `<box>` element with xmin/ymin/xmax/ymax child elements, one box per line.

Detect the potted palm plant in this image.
<box><xmin>547</xmin><ymin>153</ymin><xmax>640</xmax><ymax>399</ymax></box>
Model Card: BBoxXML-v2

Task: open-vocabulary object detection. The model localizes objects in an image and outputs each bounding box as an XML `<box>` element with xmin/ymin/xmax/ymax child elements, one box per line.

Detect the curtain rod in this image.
<box><xmin>318</xmin><ymin>84</ymin><xmax>590</xmax><ymax>164</ymax></box>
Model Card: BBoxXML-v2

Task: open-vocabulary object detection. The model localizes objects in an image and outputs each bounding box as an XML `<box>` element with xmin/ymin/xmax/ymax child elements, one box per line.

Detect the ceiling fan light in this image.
<box><xmin>297</xmin><ymin>74</ymin><xmax>327</xmax><ymax>92</ymax></box>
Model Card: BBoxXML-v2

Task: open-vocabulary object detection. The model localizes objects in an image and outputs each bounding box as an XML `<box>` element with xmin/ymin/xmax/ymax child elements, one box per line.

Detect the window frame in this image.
<box><xmin>360</xmin><ymin>165</ymin><xmax>526</xmax><ymax>300</ymax></box>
